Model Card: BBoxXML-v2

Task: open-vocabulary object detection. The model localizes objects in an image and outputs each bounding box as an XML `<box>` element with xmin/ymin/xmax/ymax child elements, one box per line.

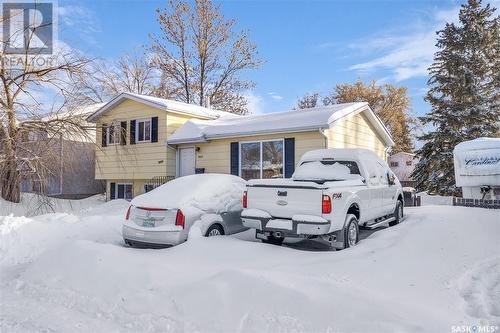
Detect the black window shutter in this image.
<box><xmin>130</xmin><ymin>120</ymin><xmax>136</xmax><ymax>145</ymax></box>
<box><xmin>101</xmin><ymin>124</ymin><xmax>107</xmax><ymax>147</ymax></box>
<box><xmin>110</xmin><ymin>182</ymin><xmax>116</xmax><ymax>200</ymax></box>
<box><xmin>230</xmin><ymin>142</ymin><xmax>239</xmax><ymax>176</ymax></box>
<box><xmin>284</xmin><ymin>138</ymin><xmax>295</xmax><ymax>178</ymax></box>
<box><xmin>151</xmin><ymin>117</ymin><xmax>158</xmax><ymax>143</ymax></box>
<box><xmin>120</xmin><ymin>121</ymin><xmax>127</xmax><ymax>145</ymax></box>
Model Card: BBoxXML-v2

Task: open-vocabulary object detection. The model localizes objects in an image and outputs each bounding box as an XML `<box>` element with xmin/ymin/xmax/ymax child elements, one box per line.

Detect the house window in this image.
<box><xmin>136</xmin><ymin>119</ymin><xmax>151</xmax><ymax>142</ymax></box>
<box><xmin>107</xmin><ymin>123</ymin><xmax>121</xmax><ymax>145</ymax></box>
<box><xmin>240</xmin><ymin>139</ymin><xmax>284</xmax><ymax>180</ymax></box>
<box><xmin>406</xmin><ymin>160</ymin><xmax>412</xmax><ymax>166</ymax></box>
<box><xmin>390</xmin><ymin>161</ymin><xmax>399</xmax><ymax>167</ymax></box>
<box><xmin>116</xmin><ymin>183</ymin><xmax>133</xmax><ymax>200</ymax></box>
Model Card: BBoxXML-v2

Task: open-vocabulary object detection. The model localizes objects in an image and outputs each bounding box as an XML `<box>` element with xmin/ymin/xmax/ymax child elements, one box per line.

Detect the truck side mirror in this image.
<box><xmin>388</xmin><ymin>174</ymin><xmax>396</xmax><ymax>186</ymax></box>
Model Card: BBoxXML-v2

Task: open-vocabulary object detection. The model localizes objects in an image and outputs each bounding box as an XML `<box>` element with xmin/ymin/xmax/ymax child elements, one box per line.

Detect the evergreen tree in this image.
<box><xmin>412</xmin><ymin>0</ymin><xmax>499</xmax><ymax>195</ymax></box>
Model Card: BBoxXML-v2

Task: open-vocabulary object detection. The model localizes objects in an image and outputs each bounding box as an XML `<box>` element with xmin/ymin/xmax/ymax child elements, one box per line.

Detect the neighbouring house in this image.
<box><xmin>18</xmin><ymin>104</ymin><xmax>106</xmax><ymax>199</ymax></box>
<box><xmin>388</xmin><ymin>152</ymin><xmax>419</xmax><ymax>188</ymax></box>
<box><xmin>87</xmin><ymin>92</ymin><xmax>394</xmax><ymax>200</ymax></box>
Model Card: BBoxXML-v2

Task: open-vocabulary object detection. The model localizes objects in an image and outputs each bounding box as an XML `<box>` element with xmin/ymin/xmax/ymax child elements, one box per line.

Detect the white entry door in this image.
<box><xmin>178</xmin><ymin>148</ymin><xmax>195</xmax><ymax>177</ymax></box>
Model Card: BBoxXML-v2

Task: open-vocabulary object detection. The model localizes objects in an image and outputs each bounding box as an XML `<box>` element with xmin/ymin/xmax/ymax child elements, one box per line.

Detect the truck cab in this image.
<box><xmin>241</xmin><ymin>148</ymin><xmax>404</xmax><ymax>249</ymax></box>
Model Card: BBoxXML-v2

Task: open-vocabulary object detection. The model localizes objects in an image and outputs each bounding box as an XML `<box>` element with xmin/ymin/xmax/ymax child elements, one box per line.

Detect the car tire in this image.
<box><xmin>335</xmin><ymin>214</ymin><xmax>359</xmax><ymax>250</ymax></box>
<box><xmin>262</xmin><ymin>234</ymin><xmax>284</xmax><ymax>246</ymax></box>
<box><xmin>205</xmin><ymin>224</ymin><xmax>224</xmax><ymax>237</ymax></box>
<box><xmin>389</xmin><ymin>200</ymin><xmax>403</xmax><ymax>226</ymax></box>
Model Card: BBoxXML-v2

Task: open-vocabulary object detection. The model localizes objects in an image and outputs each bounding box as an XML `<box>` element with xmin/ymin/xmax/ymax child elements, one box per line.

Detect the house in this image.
<box><xmin>87</xmin><ymin>92</ymin><xmax>394</xmax><ymax>200</ymax></box>
<box><xmin>453</xmin><ymin>137</ymin><xmax>500</xmax><ymax>201</ymax></box>
<box><xmin>388</xmin><ymin>152</ymin><xmax>419</xmax><ymax>187</ymax></box>
<box><xmin>87</xmin><ymin>92</ymin><xmax>238</xmax><ymax>200</ymax></box>
<box><xmin>17</xmin><ymin>104</ymin><xmax>106</xmax><ymax>199</ymax></box>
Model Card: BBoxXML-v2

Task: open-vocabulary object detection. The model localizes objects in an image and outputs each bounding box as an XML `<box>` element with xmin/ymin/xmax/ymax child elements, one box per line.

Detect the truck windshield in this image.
<box><xmin>292</xmin><ymin>160</ymin><xmax>362</xmax><ymax>183</ymax></box>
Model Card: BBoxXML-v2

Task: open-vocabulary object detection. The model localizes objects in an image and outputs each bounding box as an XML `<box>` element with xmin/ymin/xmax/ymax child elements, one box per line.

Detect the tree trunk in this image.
<box><xmin>1</xmin><ymin>159</ymin><xmax>21</xmax><ymax>203</ymax></box>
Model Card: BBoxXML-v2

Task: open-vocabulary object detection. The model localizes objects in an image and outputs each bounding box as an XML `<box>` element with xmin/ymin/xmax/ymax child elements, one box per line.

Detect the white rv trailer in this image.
<box><xmin>453</xmin><ymin>137</ymin><xmax>500</xmax><ymax>200</ymax></box>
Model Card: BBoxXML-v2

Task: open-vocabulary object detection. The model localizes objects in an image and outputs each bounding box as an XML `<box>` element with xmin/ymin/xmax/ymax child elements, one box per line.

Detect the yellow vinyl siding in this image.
<box><xmin>178</xmin><ymin>131</ymin><xmax>326</xmax><ymax>174</ymax></box>
<box><xmin>106</xmin><ymin>179</ymin><xmax>154</xmax><ymax>199</ymax></box>
<box><xmin>326</xmin><ymin>112</ymin><xmax>388</xmax><ymax>160</ymax></box>
<box><xmin>95</xmin><ymin>100</ymin><xmax>200</xmax><ymax>180</ymax></box>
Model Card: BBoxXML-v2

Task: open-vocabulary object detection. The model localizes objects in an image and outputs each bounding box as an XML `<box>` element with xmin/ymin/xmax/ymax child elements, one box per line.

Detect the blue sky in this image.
<box><xmin>57</xmin><ymin>0</ymin><xmax>477</xmax><ymax>116</ymax></box>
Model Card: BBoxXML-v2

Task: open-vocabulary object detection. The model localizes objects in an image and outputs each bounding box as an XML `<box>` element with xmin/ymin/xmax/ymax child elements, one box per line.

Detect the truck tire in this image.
<box><xmin>335</xmin><ymin>214</ymin><xmax>359</xmax><ymax>250</ymax></box>
<box><xmin>389</xmin><ymin>200</ymin><xmax>403</xmax><ymax>226</ymax></box>
<box><xmin>262</xmin><ymin>234</ymin><xmax>284</xmax><ymax>246</ymax></box>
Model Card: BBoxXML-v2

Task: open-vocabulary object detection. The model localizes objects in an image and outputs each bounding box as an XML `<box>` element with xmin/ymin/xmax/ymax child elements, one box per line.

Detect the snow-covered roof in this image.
<box><xmin>86</xmin><ymin>92</ymin><xmax>238</xmax><ymax>122</ymax></box>
<box><xmin>167</xmin><ymin>102</ymin><xmax>394</xmax><ymax>146</ymax></box>
<box><xmin>389</xmin><ymin>151</ymin><xmax>416</xmax><ymax>158</ymax></box>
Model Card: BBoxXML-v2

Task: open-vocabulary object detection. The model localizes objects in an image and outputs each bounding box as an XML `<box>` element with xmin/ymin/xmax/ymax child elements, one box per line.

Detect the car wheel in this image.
<box><xmin>335</xmin><ymin>214</ymin><xmax>359</xmax><ymax>250</ymax></box>
<box><xmin>205</xmin><ymin>224</ymin><xmax>224</xmax><ymax>237</ymax></box>
<box><xmin>389</xmin><ymin>200</ymin><xmax>403</xmax><ymax>226</ymax></box>
<box><xmin>262</xmin><ymin>234</ymin><xmax>284</xmax><ymax>246</ymax></box>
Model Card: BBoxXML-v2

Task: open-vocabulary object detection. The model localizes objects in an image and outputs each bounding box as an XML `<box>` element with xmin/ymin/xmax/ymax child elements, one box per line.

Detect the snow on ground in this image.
<box><xmin>418</xmin><ymin>192</ymin><xmax>453</xmax><ymax>206</ymax></box>
<box><xmin>1</xmin><ymin>199</ymin><xmax>499</xmax><ymax>332</ymax></box>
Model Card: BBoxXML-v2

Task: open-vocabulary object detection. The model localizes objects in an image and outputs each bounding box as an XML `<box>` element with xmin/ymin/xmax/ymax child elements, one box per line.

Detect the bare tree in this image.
<box><xmin>0</xmin><ymin>9</ymin><xmax>92</xmax><ymax>203</ymax></box>
<box><xmin>294</xmin><ymin>92</ymin><xmax>320</xmax><ymax>109</ymax></box>
<box><xmin>149</xmin><ymin>0</ymin><xmax>262</xmax><ymax>114</ymax></box>
<box><xmin>70</xmin><ymin>51</ymin><xmax>158</xmax><ymax>106</ymax></box>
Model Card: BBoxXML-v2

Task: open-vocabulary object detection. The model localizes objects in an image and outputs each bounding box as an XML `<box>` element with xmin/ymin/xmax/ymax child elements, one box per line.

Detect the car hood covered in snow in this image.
<box><xmin>131</xmin><ymin>174</ymin><xmax>247</xmax><ymax>213</ymax></box>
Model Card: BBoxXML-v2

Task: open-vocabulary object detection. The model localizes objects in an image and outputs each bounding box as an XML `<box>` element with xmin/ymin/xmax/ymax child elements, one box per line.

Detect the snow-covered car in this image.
<box><xmin>123</xmin><ymin>174</ymin><xmax>247</xmax><ymax>248</ymax></box>
<box><xmin>241</xmin><ymin>149</ymin><xmax>404</xmax><ymax>249</ymax></box>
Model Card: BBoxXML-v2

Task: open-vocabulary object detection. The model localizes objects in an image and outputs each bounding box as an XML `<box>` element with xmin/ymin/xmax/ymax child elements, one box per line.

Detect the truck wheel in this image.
<box><xmin>205</xmin><ymin>224</ymin><xmax>224</xmax><ymax>237</ymax></box>
<box><xmin>262</xmin><ymin>234</ymin><xmax>284</xmax><ymax>246</ymax></box>
<box><xmin>389</xmin><ymin>200</ymin><xmax>403</xmax><ymax>226</ymax></box>
<box><xmin>344</xmin><ymin>215</ymin><xmax>359</xmax><ymax>248</ymax></box>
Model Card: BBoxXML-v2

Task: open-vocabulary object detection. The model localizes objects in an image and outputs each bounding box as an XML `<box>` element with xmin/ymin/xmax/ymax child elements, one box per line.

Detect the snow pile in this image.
<box><xmin>0</xmin><ymin>193</ymin><xmax>106</xmax><ymax>217</ymax></box>
<box><xmin>417</xmin><ymin>192</ymin><xmax>453</xmax><ymax>206</ymax></box>
<box><xmin>1</xmin><ymin>203</ymin><xmax>499</xmax><ymax>332</ymax></box>
<box><xmin>293</xmin><ymin>161</ymin><xmax>362</xmax><ymax>181</ymax></box>
<box><xmin>131</xmin><ymin>174</ymin><xmax>246</xmax><ymax>215</ymax></box>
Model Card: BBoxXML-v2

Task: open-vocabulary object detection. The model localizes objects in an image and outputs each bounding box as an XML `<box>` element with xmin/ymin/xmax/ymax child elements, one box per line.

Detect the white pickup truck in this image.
<box><xmin>241</xmin><ymin>149</ymin><xmax>404</xmax><ymax>249</ymax></box>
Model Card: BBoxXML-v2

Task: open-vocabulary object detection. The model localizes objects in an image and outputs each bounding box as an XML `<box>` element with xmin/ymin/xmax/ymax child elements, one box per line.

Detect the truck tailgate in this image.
<box><xmin>247</xmin><ymin>185</ymin><xmax>323</xmax><ymax>219</ymax></box>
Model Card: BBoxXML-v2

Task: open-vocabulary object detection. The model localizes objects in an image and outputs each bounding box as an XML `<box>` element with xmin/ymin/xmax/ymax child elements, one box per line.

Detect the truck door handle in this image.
<box><xmin>277</xmin><ymin>191</ymin><xmax>287</xmax><ymax>196</ymax></box>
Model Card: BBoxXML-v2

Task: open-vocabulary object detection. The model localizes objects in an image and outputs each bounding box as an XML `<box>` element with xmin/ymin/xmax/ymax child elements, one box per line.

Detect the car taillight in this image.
<box><xmin>322</xmin><ymin>195</ymin><xmax>332</xmax><ymax>214</ymax></box>
<box><xmin>125</xmin><ymin>206</ymin><xmax>132</xmax><ymax>220</ymax></box>
<box><xmin>175</xmin><ymin>209</ymin><xmax>185</xmax><ymax>229</ymax></box>
<box><xmin>243</xmin><ymin>191</ymin><xmax>247</xmax><ymax>208</ymax></box>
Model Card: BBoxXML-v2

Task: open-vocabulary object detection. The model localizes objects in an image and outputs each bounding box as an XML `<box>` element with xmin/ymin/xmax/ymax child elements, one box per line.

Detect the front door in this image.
<box><xmin>179</xmin><ymin>148</ymin><xmax>195</xmax><ymax>177</ymax></box>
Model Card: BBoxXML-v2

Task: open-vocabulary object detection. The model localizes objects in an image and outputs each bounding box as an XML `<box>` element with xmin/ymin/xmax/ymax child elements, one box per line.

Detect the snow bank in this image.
<box><xmin>293</xmin><ymin>161</ymin><xmax>362</xmax><ymax>181</ymax></box>
<box><xmin>131</xmin><ymin>174</ymin><xmax>246</xmax><ymax>214</ymax></box>
<box><xmin>417</xmin><ymin>192</ymin><xmax>453</xmax><ymax>206</ymax></box>
<box><xmin>0</xmin><ymin>193</ymin><xmax>106</xmax><ymax>217</ymax></box>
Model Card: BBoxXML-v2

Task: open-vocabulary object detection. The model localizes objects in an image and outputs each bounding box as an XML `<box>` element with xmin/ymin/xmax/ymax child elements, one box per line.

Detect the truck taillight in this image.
<box><xmin>175</xmin><ymin>209</ymin><xmax>185</xmax><ymax>229</ymax></box>
<box><xmin>322</xmin><ymin>195</ymin><xmax>332</xmax><ymax>214</ymax></box>
<box><xmin>243</xmin><ymin>191</ymin><xmax>247</xmax><ymax>208</ymax></box>
<box><xmin>125</xmin><ymin>206</ymin><xmax>132</xmax><ymax>220</ymax></box>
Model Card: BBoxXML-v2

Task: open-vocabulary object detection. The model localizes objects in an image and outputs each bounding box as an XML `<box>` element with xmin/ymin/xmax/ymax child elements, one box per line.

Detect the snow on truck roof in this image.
<box><xmin>298</xmin><ymin>148</ymin><xmax>382</xmax><ymax>164</ymax></box>
<box><xmin>167</xmin><ymin>102</ymin><xmax>394</xmax><ymax>146</ymax></box>
<box><xmin>86</xmin><ymin>92</ymin><xmax>238</xmax><ymax>122</ymax></box>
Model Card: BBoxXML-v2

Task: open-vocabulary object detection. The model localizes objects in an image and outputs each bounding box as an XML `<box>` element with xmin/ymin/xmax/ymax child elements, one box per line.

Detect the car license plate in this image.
<box><xmin>142</xmin><ymin>220</ymin><xmax>155</xmax><ymax>228</ymax></box>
